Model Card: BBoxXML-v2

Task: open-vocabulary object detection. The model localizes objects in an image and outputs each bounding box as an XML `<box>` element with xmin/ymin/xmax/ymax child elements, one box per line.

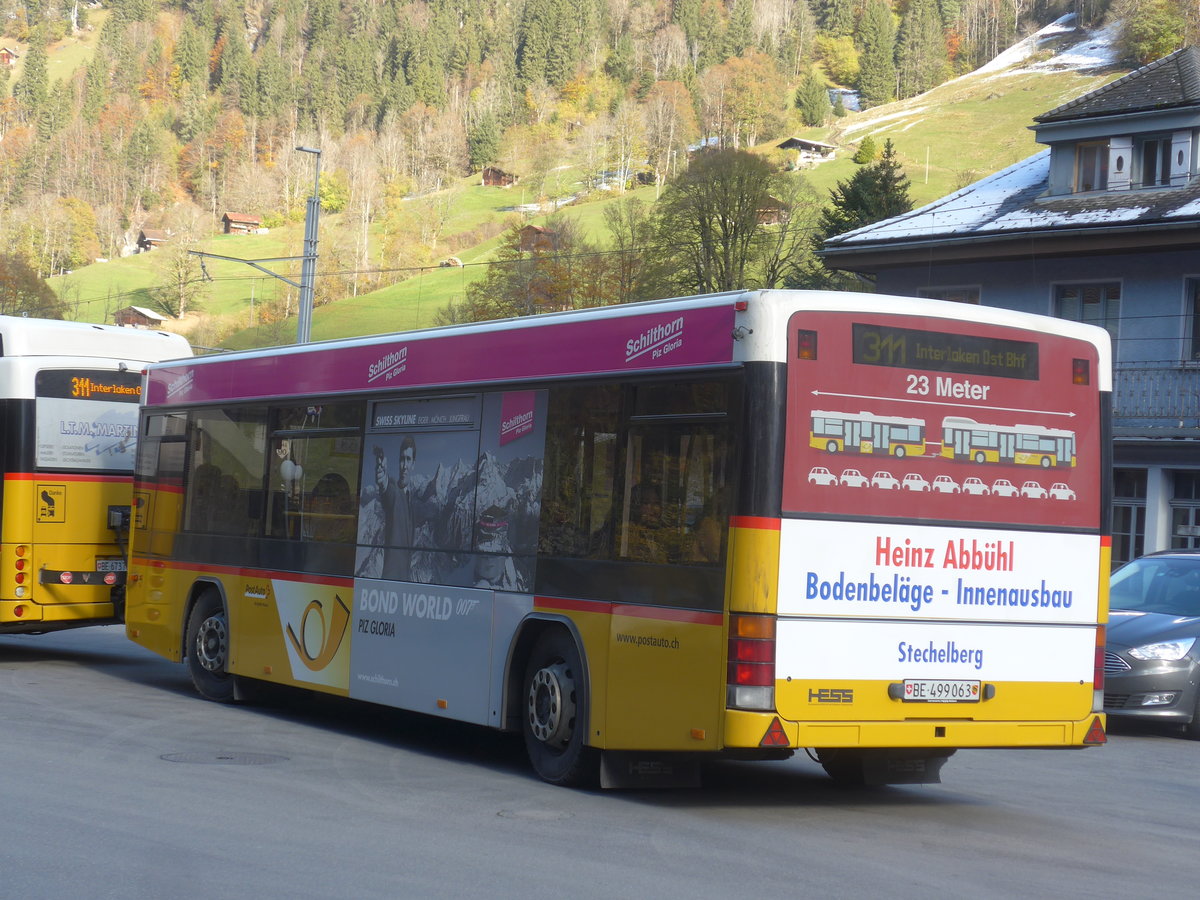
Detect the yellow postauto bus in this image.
<box><xmin>1</xmin><ymin>316</ymin><xmax>190</xmax><ymax>634</ymax></box>
<box><xmin>126</xmin><ymin>291</ymin><xmax>1109</xmax><ymax>787</ymax></box>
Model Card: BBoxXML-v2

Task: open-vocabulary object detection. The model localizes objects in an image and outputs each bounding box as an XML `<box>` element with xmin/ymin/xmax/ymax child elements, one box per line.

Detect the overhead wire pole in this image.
<box><xmin>187</xmin><ymin>146</ymin><xmax>323</xmax><ymax>345</ymax></box>
<box><xmin>295</xmin><ymin>146</ymin><xmax>322</xmax><ymax>343</ymax></box>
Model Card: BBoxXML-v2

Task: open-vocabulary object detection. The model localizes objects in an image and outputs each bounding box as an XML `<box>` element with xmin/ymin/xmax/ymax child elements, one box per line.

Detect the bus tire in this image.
<box><xmin>826</xmin><ymin>440</ymin><xmax>838</xmax><ymax>453</ymax></box>
<box><xmin>185</xmin><ymin>590</ymin><xmax>235</xmax><ymax>703</ymax></box>
<box><xmin>1040</xmin><ymin>456</ymin><xmax>1051</xmax><ymax>468</ymax></box>
<box><xmin>974</xmin><ymin>451</ymin><xmax>986</xmax><ymax>464</ymax></box>
<box><xmin>893</xmin><ymin>445</ymin><xmax>905</xmax><ymax>458</ymax></box>
<box><xmin>522</xmin><ymin>629</ymin><xmax>596</xmax><ymax>786</ymax></box>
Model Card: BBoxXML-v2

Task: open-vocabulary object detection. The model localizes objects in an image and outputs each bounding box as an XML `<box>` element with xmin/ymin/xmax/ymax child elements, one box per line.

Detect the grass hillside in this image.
<box><xmin>49</xmin><ymin>58</ymin><xmax>1117</xmax><ymax>351</ymax></box>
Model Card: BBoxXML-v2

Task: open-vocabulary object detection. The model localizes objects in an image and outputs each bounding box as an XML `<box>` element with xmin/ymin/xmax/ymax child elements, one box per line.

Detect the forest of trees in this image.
<box><xmin>0</xmin><ymin>0</ymin><xmax>1196</xmax><ymax>319</ymax></box>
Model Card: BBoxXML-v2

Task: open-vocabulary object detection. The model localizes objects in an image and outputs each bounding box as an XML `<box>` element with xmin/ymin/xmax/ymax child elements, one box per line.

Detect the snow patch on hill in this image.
<box><xmin>975</xmin><ymin>15</ymin><xmax>1121</xmax><ymax>77</ymax></box>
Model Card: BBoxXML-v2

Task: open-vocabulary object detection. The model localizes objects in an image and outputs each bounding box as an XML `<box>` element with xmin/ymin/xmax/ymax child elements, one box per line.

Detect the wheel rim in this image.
<box><xmin>195</xmin><ymin>614</ymin><xmax>228</xmax><ymax>674</ymax></box>
<box><xmin>527</xmin><ymin>661</ymin><xmax>576</xmax><ymax>749</ymax></box>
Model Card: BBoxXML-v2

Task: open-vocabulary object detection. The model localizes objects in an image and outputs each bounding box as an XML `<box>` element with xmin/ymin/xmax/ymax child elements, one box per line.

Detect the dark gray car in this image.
<box><xmin>1105</xmin><ymin>551</ymin><xmax>1200</xmax><ymax>738</ymax></box>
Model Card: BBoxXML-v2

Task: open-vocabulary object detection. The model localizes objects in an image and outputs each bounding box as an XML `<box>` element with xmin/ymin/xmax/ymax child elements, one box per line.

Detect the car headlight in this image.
<box><xmin>1128</xmin><ymin>637</ymin><xmax>1197</xmax><ymax>661</ymax></box>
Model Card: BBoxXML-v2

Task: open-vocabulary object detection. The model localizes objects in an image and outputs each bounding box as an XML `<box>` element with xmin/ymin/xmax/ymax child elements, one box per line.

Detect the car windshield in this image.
<box><xmin>1110</xmin><ymin>556</ymin><xmax>1200</xmax><ymax>617</ymax></box>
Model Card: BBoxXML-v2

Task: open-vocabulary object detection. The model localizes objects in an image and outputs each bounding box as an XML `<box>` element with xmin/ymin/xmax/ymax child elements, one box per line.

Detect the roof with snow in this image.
<box><xmin>820</xmin><ymin>149</ymin><xmax>1200</xmax><ymax>268</ymax></box>
<box><xmin>1036</xmin><ymin>46</ymin><xmax>1200</xmax><ymax>123</ymax></box>
<box><xmin>821</xmin><ymin>44</ymin><xmax>1200</xmax><ymax>270</ymax></box>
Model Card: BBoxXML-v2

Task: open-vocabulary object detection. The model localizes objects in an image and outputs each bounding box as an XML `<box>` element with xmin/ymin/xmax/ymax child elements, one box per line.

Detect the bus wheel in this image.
<box><xmin>893</xmin><ymin>445</ymin><xmax>906</xmax><ymax>458</ymax></box>
<box><xmin>522</xmin><ymin>630</ymin><xmax>596</xmax><ymax>786</ymax></box>
<box><xmin>185</xmin><ymin>591</ymin><xmax>235</xmax><ymax>703</ymax></box>
<box><xmin>974</xmin><ymin>451</ymin><xmax>986</xmax><ymax>464</ymax></box>
<box><xmin>1040</xmin><ymin>456</ymin><xmax>1051</xmax><ymax>468</ymax></box>
<box><xmin>826</xmin><ymin>440</ymin><xmax>838</xmax><ymax>453</ymax></box>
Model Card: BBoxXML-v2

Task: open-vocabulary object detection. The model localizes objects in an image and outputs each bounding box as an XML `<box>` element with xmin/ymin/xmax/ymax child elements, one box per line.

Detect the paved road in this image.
<box><xmin>2</xmin><ymin>625</ymin><xmax>1196</xmax><ymax>899</ymax></box>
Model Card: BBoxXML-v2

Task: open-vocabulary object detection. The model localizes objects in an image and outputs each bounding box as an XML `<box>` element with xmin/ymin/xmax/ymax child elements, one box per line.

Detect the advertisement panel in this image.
<box><xmin>779</xmin><ymin>519</ymin><xmax>1101</xmax><ymax>625</ymax></box>
<box><xmin>775</xmin><ymin>618</ymin><xmax>1096</xmax><ymax>683</ymax></box>
<box><xmin>783</xmin><ymin>311</ymin><xmax>1102</xmax><ymax>530</ymax></box>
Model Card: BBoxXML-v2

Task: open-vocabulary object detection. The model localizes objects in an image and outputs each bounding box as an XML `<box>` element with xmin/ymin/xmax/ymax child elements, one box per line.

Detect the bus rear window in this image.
<box><xmin>34</xmin><ymin>369</ymin><xmax>142</xmax><ymax>472</ymax></box>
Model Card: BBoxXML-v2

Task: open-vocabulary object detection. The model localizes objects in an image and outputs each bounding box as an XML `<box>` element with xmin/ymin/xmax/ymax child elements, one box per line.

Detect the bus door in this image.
<box><xmin>951</xmin><ymin>427</ymin><xmax>971</xmax><ymax>458</ymax></box>
<box><xmin>997</xmin><ymin>431</ymin><xmax>1017</xmax><ymax>462</ymax></box>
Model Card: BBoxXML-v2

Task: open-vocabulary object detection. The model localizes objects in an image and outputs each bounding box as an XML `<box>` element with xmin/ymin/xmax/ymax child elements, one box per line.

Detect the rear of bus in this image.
<box><xmin>0</xmin><ymin>319</ymin><xmax>190</xmax><ymax>634</ymax></box>
<box><xmin>724</xmin><ymin>296</ymin><xmax>1110</xmax><ymax>783</ymax></box>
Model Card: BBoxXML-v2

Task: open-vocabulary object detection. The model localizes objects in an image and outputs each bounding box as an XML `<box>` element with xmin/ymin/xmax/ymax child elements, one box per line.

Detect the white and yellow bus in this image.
<box><xmin>125</xmin><ymin>291</ymin><xmax>1109</xmax><ymax>787</ymax></box>
<box><xmin>1</xmin><ymin>316</ymin><xmax>190</xmax><ymax>635</ymax></box>
<box><xmin>941</xmin><ymin>416</ymin><xmax>1078</xmax><ymax>468</ymax></box>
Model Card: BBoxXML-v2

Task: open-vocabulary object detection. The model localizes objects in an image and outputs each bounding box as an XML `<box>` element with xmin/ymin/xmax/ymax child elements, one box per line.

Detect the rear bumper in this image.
<box><xmin>724</xmin><ymin>708</ymin><xmax>1105</xmax><ymax>748</ymax></box>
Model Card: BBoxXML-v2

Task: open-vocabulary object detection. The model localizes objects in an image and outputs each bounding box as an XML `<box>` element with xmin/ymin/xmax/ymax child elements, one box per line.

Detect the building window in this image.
<box><xmin>1054</xmin><ymin>282</ymin><xmax>1120</xmax><ymax>343</ymax></box>
<box><xmin>1112</xmin><ymin>468</ymin><xmax>1146</xmax><ymax>568</ymax></box>
<box><xmin>1171</xmin><ymin>472</ymin><xmax>1200</xmax><ymax>549</ymax></box>
<box><xmin>1075</xmin><ymin>141</ymin><xmax>1108</xmax><ymax>192</ymax></box>
<box><xmin>1189</xmin><ymin>279</ymin><xmax>1200</xmax><ymax>360</ymax></box>
<box><xmin>918</xmin><ymin>286</ymin><xmax>980</xmax><ymax>304</ymax></box>
<box><xmin>1134</xmin><ymin>134</ymin><xmax>1172</xmax><ymax>188</ymax></box>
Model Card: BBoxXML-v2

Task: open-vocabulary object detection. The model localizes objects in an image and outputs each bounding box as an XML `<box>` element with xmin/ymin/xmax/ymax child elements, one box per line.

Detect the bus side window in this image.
<box><xmin>617</xmin><ymin>426</ymin><xmax>729</xmax><ymax>566</ymax></box>
<box><xmin>186</xmin><ymin>408</ymin><xmax>268</xmax><ymax>536</ymax></box>
<box><xmin>538</xmin><ymin>385</ymin><xmax>619</xmax><ymax>560</ymax></box>
<box><xmin>305</xmin><ymin>471</ymin><xmax>356</xmax><ymax>542</ymax></box>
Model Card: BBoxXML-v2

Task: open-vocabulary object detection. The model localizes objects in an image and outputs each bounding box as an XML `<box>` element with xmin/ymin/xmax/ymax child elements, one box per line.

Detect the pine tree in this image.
<box><xmin>856</xmin><ymin>0</ymin><xmax>897</xmax><ymax>108</ymax></box>
<box><xmin>725</xmin><ymin>0</ymin><xmax>755</xmax><ymax>57</ymax></box>
<box><xmin>896</xmin><ymin>0</ymin><xmax>949</xmax><ymax>98</ymax></box>
<box><xmin>853</xmin><ymin>135</ymin><xmax>878</xmax><ymax>164</ymax></box>
<box><xmin>12</xmin><ymin>33</ymin><xmax>48</xmax><ymax>122</ymax></box>
<box><xmin>174</xmin><ymin>20</ymin><xmax>210</xmax><ymax>91</ymax></box>
<box><xmin>468</xmin><ymin>114</ymin><xmax>500</xmax><ymax>171</ymax></box>
<box><xmin>795</xmin><ymin>72</ymin><xmax>830</xmax><ymax>127</ymax></box>
<box><xmin>818</xmin><ymin>139</ymin><xmax>912</xmax><ymax>239</ymax></box>
<box><xmin>816</xmin><ymin>0</ymin><xmax>856</xmax><ymax>36</ymax></box>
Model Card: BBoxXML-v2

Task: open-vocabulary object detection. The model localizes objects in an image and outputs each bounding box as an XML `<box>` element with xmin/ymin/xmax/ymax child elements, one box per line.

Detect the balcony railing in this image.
<box><xmin>1113</xmin><ymin>361</ymin><xmax>1200</xmax><ymax>429</ymax></box>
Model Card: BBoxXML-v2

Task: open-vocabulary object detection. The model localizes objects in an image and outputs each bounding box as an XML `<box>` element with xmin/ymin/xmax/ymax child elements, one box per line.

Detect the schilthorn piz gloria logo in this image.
<box><xmin>367</xmin><ymin>346</ymin><xmax>408</xmax><ymax>384</ymax></box>
<box><xmin>625</xmin><ymin>316</ymin><xmax>684</xmax><ymax>364</ymax></box>
<box><xmin>165</xmin><ymin>370</ymin><xmax>195</xmax><ymax>400</ymax></box>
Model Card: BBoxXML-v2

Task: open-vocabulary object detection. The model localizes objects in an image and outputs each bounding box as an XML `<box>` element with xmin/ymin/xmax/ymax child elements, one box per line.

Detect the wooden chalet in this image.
<box><xmin>113</xmin><ymin>306</ymin><xmax>167</xmax><ymax>328</ymax></box>
<box><xmin>482</xmin><ymin>167</ymin><xmax>519</xmax><ymax>187</ymax></box>
<box><xmin>136</xmin><ymin>228</ymin><xmax>170</xmax><ymax>253</ymax></box>
<box><xmin>222</xmin><ymin>212</ymin><xmax>262</xmax><ymax>234</ymax></box>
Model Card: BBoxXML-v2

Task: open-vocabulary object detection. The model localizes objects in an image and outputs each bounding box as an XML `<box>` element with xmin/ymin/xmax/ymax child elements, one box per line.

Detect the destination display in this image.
<box><xmin>852</xmin><ymin>323</ymin><xmax>1040</xmax><ymax>381</ymax></box>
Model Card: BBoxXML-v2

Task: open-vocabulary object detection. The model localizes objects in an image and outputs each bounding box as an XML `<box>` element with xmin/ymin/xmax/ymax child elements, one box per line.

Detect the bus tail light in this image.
<box><xmin>796</xmin><ymin>330</ymin><xmax>818</xmax><ymax>360</ymax></box>
<box><xmin>1094</xmin><ymin>625</ymin><xmax>1106</xmax><ymax>709</ymax></box>
<box><xmin>727</xmin><ymin>614</ymin><xmax>776</xmax><ymax>711</ymax></box>
<box><xmin>1072</xmin><ymin>358</ymin><xmax>1091</xmax><ymax>385</ymax></box>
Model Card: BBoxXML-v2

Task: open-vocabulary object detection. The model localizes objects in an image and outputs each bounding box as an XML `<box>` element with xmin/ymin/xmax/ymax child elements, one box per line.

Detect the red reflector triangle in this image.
<box><xmin>1083</xmin><ymin>716</ymin><xmax>1106</xmax><ymax>745</ymax></box>
<box><xmin>759</xmin><ymin>717</ymin><xmax>790</xmax><ymax>748</ymax></box>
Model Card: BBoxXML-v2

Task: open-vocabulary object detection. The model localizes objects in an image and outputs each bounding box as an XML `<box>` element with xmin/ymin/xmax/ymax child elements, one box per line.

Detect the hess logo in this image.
<box><xmin>808</xmin><ymin>688</ymin><xmax>854</xmax><ymax>704</ymax></box>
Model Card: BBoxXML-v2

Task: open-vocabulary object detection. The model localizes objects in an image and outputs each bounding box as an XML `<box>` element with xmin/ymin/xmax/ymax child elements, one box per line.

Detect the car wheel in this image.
<box><xmin>1183</xmin><ymin>691</ymin><xmax>1200</xmax><ymax>740</ymax></box>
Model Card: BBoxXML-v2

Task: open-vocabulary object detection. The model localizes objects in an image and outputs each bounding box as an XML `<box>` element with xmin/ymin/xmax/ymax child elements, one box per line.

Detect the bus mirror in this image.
<box><xmin>108</xmin><ymin>505</ymin><xmax>131</xmax><ymax>530</ymax></box>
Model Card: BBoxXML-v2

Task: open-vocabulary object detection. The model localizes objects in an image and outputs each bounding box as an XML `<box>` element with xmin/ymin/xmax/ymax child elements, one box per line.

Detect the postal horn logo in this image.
<box><xmin>625</xmin><ymin>316</ymin><xmax>685</xmax><ymax>364</ymax></box>
<box><xmin>285</xmin><ymin>594</ymin><xmax>351</xmax><ymax>671</ymax></box>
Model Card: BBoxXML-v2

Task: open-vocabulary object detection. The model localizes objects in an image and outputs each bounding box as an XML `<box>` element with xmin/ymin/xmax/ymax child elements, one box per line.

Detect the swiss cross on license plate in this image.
<box><xmin>903</xmin><ymin>679</ymin><xmax>981</xmax><ymax>702</ymax></box>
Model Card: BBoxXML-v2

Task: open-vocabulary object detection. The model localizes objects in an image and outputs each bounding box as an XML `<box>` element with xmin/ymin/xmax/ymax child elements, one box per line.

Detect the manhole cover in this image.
<box><xmin>496</xmin><ymin>809</ymin><xmax>573</xmax><ymax>821</ymax></box>
<box><xmin>160</xmin><ymin>751</ymin><xmax>288</xmax><ymax>766</ymax></box>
